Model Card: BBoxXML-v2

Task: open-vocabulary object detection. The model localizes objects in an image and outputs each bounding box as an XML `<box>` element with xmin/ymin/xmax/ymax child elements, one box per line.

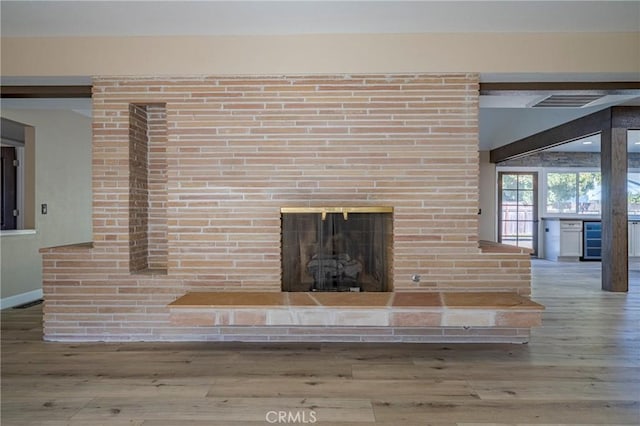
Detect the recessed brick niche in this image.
<box><xmin>40</xmin><ymin>73</ymin><xmax>534</xmax><ymax>342</ymax></box>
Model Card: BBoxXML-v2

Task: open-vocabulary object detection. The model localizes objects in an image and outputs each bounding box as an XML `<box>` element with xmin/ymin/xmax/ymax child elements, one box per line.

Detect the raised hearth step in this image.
<box><xmin>168</xmin><ymin>291</ymin><xmax>544</xmax><ymax>330</ymax></box>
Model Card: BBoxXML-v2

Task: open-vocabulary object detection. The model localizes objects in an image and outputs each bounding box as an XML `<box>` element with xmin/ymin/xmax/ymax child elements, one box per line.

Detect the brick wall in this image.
<box><xmin>41</xmin><ymin>74</ymin><xmax>531</xmax><ymax>341</ymax></box>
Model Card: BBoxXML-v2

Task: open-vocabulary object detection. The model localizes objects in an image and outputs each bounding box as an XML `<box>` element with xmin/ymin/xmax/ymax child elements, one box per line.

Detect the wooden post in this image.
<box><xmin>601</xmin><ymin>125</ymin><xmax>628</xmax><ymax>292</ymax></box>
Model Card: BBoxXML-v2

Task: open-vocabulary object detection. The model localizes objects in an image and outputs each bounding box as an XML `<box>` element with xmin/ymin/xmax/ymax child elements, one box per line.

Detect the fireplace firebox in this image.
<box><xmin>281</xmin><ymin>207</ymin><xmax>393</xmax><ymax>292</ymax></box>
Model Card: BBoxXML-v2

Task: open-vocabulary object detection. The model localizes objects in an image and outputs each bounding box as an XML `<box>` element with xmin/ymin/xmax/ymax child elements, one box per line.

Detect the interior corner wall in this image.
<box><xmin>478</xmin><ymin>151</ymin><xmax>497</xmax><ymax>242</ymax></box>
<box><xmin>0</xmin><ymin>110</ymin><xmax>92</xmax><ymax>303</ymax></box>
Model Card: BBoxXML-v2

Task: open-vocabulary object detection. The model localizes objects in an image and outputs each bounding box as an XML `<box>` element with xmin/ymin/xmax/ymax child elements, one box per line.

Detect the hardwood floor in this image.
<box><xmin>2</xmin><ymin>259</ymin><xmax>639</xmax><ymax>425</ymax></box>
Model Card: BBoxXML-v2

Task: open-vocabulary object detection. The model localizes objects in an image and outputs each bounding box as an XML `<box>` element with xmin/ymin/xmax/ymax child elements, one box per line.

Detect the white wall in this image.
<box><xmin>1</xmin><ymin>109</ymin><xmax>92</xmax><ymax>307</ymax></box>
<box><xmin>478</xmin><ymin>151</ymin><xmax>497</xmax><ymax>242</ymax></box>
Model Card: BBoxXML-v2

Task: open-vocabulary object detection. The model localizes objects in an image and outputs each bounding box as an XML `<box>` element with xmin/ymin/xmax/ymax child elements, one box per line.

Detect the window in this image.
<box><xmin>628</xmin><ymin>173</ymin><xmax>640</xmax><ymax>215</ymax></box>
<box><xmin>545</xmin><ymin>171</ymin><xmax>601</xmax><ymax>216</ymax></box>
<box><xmin>578</xmin><ymin>172</ymin><xmax>601</xmax><ymax>215</ymax></box>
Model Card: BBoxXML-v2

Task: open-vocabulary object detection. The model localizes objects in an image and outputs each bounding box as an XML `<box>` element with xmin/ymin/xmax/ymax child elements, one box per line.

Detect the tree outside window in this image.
<box><xmin>546</xmin><ymin>173</ymin><xmax>577</xmax><ymax>214</ymax></box>
<box><xmin>578</xmin><ymin>172</ymin><xmax>601</xmax><ymax>214</ymax></box>
<box><xmin>545</xmin><ymin>172</ymin><xmax>600</xmax><ymax>215</ymax></box>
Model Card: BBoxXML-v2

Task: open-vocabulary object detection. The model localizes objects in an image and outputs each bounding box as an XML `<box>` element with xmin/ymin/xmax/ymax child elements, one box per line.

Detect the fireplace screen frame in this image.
<box><xmin>281</xmin><ymin>207</ymin><xmax>393</xmax><ymax>292</ymax></box>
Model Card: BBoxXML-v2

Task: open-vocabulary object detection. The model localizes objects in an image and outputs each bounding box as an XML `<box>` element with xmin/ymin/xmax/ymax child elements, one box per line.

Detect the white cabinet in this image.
<box><xmin>559</xmin><ymin>221</ymin><xmax>583</xmax><ymax>258</ymax></box>
<box><xmin>629</xmin><ymin>222</ymin><xmax>640</xmax><ymax>257</ymax></box>
<box><xmin>543</xmin><ymin>219</ymin><xmax>582</xmax><ymax>261</ymax></box>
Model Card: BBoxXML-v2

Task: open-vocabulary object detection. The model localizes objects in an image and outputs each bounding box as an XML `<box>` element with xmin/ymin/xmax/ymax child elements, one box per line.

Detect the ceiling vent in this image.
<box><xmin>531</xmin><ymin>94</ymin><xmax>603</xmax><ymax>108</ymax></box>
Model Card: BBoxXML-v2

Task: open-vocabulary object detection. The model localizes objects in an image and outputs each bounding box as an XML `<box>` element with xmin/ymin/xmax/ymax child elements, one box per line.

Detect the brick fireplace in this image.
<box><xmin>40</xmin><ymin>73</ymin><xmax>536</xmax><ymax>342</ymax></box>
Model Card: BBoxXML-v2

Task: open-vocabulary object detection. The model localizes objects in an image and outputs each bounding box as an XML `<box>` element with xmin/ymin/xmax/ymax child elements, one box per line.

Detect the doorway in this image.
<box><xmin>498</xmin><ymin>172</ymin><xmax>538</xmax><ymax>255</ymax></box>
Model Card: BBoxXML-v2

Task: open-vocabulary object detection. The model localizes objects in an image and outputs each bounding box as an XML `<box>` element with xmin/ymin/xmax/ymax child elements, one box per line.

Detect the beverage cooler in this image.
<box><xmin>582</xmin><ymin>221</ymin><xmax>602</xmax><ymax>261</ymax></box>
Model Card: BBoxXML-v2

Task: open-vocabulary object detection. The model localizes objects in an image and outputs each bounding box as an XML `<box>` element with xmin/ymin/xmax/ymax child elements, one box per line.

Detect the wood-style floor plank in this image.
<box><xmin>468</xmin><ymin>379</ymin><xmax>640</xmax><ymax>401</ymax></box>
<box><xmin>352</xmin><ymin>363</ymin><xmax>640</xmax><ymax>382</ymax></box>
<box><xmin>206</xmin><ymin>378</ymin><xmax>479</xmax><ymax>401</ymax></box>
<box><xmin>71</xmin><ymin>397</ymin><xmax>375</xmax><ymax>423</ymax></box>
<box><xmin>372</xmin><ymin>400</ymin><xmax>640</xmax><ymax>424</ymax></box>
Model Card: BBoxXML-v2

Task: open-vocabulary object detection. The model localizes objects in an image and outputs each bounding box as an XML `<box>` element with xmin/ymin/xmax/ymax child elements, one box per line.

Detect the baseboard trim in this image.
<box><xmin>1</xmin><ymin>289</ymin><xmax>43</xmax><ymax>310</ymax></box>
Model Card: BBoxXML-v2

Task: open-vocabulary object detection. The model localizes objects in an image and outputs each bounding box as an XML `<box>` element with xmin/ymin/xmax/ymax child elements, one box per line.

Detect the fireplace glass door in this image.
<box><xmin>282</xmin><ymin>212</ymin><xmax>392</xmax><ymax>292</ymax></box>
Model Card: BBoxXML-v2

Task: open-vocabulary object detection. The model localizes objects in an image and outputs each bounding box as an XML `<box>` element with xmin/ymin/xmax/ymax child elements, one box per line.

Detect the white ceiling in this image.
<box><xmin>2</xmin><ymin>1</ymin><xmax>639</xmax><ymax>37</ymax></box>
<box><xmin>1</xmin><ymin>0</ymin><xmax>639</xmax><ymax>152</ymax></box>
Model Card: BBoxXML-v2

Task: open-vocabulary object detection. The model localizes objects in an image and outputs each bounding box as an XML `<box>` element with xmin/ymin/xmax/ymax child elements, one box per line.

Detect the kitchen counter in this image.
<box><xmin>542</xmin><ymin>217</ymin><xmax>640</xmax><ymax>261</ymax></box>
<box><xmin>542</xmin><ymin>216</ymin><xmax>640</xmax><ymax>221</ymax></box>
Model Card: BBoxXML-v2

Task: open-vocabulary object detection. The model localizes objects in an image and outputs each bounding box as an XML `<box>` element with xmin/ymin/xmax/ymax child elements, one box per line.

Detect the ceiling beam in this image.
<box><xmin>489</xmin><ymin>108</ymin><xmax>612</xmax><ymax>163</ymax></box>
<box><xmin>612</xmin><ymin>106</ymin><xmax>640</xmax><ymax>129</ymax></box>
<box><xmin>480</xmin><ymin>81</ymin><xmax>640</xmax><ymax>95</ymax></box>
<box><xmin>3</xmin><ymin>82</ymin><xmax>638</xmax><ymax>98</ymax></box>
<box><xmin>0</xmin><ymin>85</ymin><xmax>92</xmax><ymax>98</ymax></box>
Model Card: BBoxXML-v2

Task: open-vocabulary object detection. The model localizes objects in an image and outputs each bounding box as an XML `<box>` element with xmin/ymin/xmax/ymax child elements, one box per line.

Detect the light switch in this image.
<box><xmin>41</xmin><ymin>204</ymin><xmax>47</xmax><ymax>215</ymax></box>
